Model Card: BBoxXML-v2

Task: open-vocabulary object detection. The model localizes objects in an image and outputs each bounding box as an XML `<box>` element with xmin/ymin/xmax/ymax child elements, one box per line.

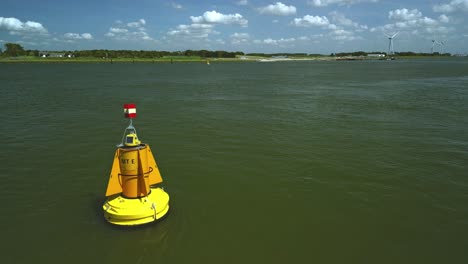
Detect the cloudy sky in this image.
<box><xmin>1</xmin><ymin>0</ymin><xmax>467</xmax><ymax>54</ymax></box>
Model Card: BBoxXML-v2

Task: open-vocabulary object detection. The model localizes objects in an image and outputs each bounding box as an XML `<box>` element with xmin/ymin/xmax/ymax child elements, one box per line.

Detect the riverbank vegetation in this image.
<box><xmin>0</xmin><ymin>42</ymin><xmax>457</xmax><ymax>63</ymax></box>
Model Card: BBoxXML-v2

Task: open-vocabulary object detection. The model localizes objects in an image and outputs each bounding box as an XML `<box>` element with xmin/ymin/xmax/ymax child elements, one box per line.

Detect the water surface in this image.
<box><xmin>1</xmin><ymin>59</ymin><xmax>467</xmax><ymax>263</ymax></box>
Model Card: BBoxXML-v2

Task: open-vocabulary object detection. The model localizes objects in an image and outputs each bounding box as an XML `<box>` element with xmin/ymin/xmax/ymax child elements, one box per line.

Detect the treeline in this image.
<box><xmin>332</xmin><ymin>51</ymin><xmax>372</xmax><ymax>57</ymax></box>
<box><xmin>0</xmin><ymin>43</ymin><xmax>37</xmax><ymax>57</ymax></box>
<box><xmin>0</xmin><ymin>43</ymin><xmax>245</xmax><ymax>58</ymax></box>
<box><xmin>73</xmin><ymin>49</ymin><xmax>245</xmax><ymax>58</ymax></box>
<box><xmin>394</xmin><ymin>51</ymin><xmax>451</xmax><ymax>56</ymax></box>
<box><xmin>246</xmin><ymin>53</ymin><xmax>324</xmax><ymax>57</ymax></box>
<box><xmin>330</xmin><ymin>51</ymin><xmax>451</xmax><ymax>57</ymax></box>
<box><xmin>1</xmin><ymin>43</ymin><xmax>453</xmax><ymax>58</ymax></box>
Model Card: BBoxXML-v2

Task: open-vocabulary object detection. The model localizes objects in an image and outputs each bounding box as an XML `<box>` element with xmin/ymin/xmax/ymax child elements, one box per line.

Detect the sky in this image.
<box><xmin>1</xmin><ymin>0</ymin><xmax>468</xmax><ymax>54</ymax></box>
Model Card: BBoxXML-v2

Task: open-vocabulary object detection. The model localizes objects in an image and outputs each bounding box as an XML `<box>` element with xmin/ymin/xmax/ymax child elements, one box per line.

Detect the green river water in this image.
<box><xmin>1</xmin><ymin>59</ymin><xmax>467</xmax><ymax>263</ymax></box>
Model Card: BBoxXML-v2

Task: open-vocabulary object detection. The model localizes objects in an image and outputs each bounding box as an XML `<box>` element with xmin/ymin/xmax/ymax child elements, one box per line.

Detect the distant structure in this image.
<box><xmin>368</xmin><ymin>53</ymin><xmax>386</xmax><ymax>58</ymax></box>
<box><xmin>39</xmin><ymin>51</ymin><xmax>74</xmax><ymax>58</ymax></box>
<box><xmin>431</xmin><ymin>40</ymin><xmax>437</xmax><ymax>53</ymax></box>
<box><xmin>432</xmin><ymin>40</ymin><xmax>445</xmax><ymax>54</ymax></box>
<box><xmin>384</xmin><ymin>32</ymin><xmax>399</xmax><ymax>55</ymax></box>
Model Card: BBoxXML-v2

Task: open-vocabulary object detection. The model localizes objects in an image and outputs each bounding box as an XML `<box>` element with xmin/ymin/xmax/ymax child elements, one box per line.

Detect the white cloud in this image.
<box><xmin>329</xmin><ymin>11</ymin><xmax>355</xmax><ymax>26</ymax></box>
<box><xmin>372</xmin><ymin>8</ymin><xmax>454</xmax><ymax>36</ymax></box>
<box><xmin>110</xmin><ymin>27</ymin><xmax>128</xmax><ymax>33</ymax></box>
<box><xmin>64</xmin><ymin>32</ymin><xmax>93</xmax><ymax>40</ymax></box>
<box><xmin>236</xmin><ymin>0</ymin><xmax>248</xmax><ymax>5</ymax></box>
<box><xmin>433</xmin><ymin>0</ymin><xmax>468</xmax><ymax>13</ymax></box>
<box><xmin>105</xmin><ymin>19</ymin><xmax>154</xmax><ymax>41</ymax></box>
<box><xmin>307</xmin><ymin>0</ymin><xmax>378</xmax><ymax>7</ymax></box>
<box><xmin>258</xmin><ymin>2</ymin><xmax>297</xmax><ymax>16</ymax></box>
<box><xmin>168</xmin><ymin>10</ymin><xmax>248</xmax><ymax>41</ymax></box>
<box><xmin>263</xmin><ymin>38</ymin><xmax>276</xmax><ymax>44</ymax></box>
<box><xmin>292</xmin><ymin>13</ymin><xmax>362</xmax><ymax>42</ymax></box>
<box><xmin>292</xmin><ymin>15</ymin><xmax>336</xmax><ymax>29</ymax></box>
<box><xmin>81</xmin><ymin>33</ymin><xmax>93</xmax><ymax>39</ymax></box>
<box><xmin>439</xmin><ymin>14</ymin><xmax>450</xmax><ymax>23</ymax></box>
<box><xmin>298</xmin><ymin>34</ymin><xmax>324</xmax><ymax>41</ymax></box>
<box><xmin>329</xmin><ymin>29</ymin><xmax>360</xmax><ymax>41</ymax></box>
<box><xmin>215</xmin><ymin>38</ymin><xmax>226</xmax><ymax>44</ymax></box>
<box><xmin>190</xmin><ymin>10</ymin><xmax>248</xmax><ymax>27</ymax></box>
<box><xmin>140</xmin><ymin>33</ymin><xmax>152</xmax><ymax>40</ymax></box>
<box><xmin>0</xmin><ymin>17</ymin><xmax>47</xmax><ymax>35</ymax></box>
<box><xmin>329</xmin><ymin>11</ymin><xmax>368</xmax><ymax>30</ymax></box>
<box><xmin>230</xmin><ymin>32</ymin><xmax>250</xmax><ymax>44</ymax></box>
<box><xmin>17</xmin><ymin>40</ymin><xmax>40</xmax><ymax>46</ymax></box>
<box><xmin>168</xmin><ymin>23</ymin><xmax>215</xmax><ymax>38</ymax></box>
<box><xmin>231</xmin><ymin>32</ymin><xmax>249</xmax><ymax>39</ymax></box>
<box><xmin>127</xmin><ymin>19</ymin><xmax>146</xmax><ymax>28</ymax></box>
<box><xmin>420</xmin><ymin>17</ymin><xmax>438</xmax><ymax>26</ymax></box>
<box><xmin>389</xmin><ymin>8</ymin><xmax>422</xmax><ymax>21</ymax></box>
<box><xmin>255</xmin><ymin>37</ymin><xmax>295</xmax><ymax>45</ymax></box>
<box><xmin>292</xmin><ymin>13</ymin><xmax>364</xmax><ymax>43</ymax></box>
<box><xmin>172</xmin><ymin>2</ymin><xmax>183</xmax><ymax>9</ymax></box>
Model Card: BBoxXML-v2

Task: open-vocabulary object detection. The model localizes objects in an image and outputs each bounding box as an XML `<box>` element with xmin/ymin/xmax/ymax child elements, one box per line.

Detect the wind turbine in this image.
<box><xmin>384</xmin><ymin>32</ymin><xmax>399</xmax><ymax>56</ymax></box>
<box><xmin>431</xmin><ymin>39</ymin><xmax>445</xmax><ymax>54</ymax></box>
<box><xmin>439</xmin><ymin>41</ymin><xmax>445</xmax><ymax>54</ymax></box>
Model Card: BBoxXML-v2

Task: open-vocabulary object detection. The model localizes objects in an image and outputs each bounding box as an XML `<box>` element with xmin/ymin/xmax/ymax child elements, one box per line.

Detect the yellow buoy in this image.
<box><xmin>102</xmin><ymin>104</ymin><xmax>170</xmax><ymax>226</ymax></box>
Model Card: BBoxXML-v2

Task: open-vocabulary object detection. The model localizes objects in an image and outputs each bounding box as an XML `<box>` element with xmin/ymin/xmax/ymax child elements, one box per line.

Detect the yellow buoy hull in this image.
<box><xmin>103</xmin><ymin>187</ymin><xmax>169</xmax><ymax>226</ymax></box>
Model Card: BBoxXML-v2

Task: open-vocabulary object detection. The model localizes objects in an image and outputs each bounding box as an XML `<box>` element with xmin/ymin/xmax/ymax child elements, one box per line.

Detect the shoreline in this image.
<box><xmin>0</xmin><ymin>55</ymin><xmax>459</xmax><ymax>63</ymax></box>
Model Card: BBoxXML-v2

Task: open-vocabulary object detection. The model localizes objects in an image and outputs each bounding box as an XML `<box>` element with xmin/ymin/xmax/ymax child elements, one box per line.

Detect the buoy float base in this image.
<box><xmin>103</xmin><ymin>187</ymin><xmax>169</xmax><ymax>226</ymax></box>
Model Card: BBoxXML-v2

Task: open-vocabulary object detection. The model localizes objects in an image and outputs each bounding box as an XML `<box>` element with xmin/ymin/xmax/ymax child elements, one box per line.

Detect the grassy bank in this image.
<box><xmin>0</xmin><ymin>54</ymin><xmax>457</xmax><ymax>63</ymax></box>
<box><xmin>0</xmin><ymin>55</ymin><xmax>245</xmax><ymax>63</ymax></box>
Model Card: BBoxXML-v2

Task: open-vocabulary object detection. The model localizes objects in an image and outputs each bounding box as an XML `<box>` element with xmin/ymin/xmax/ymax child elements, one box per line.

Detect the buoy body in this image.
<box><xmin>102</xmin><ymin>104</ymin><xmax>169</xmax><ymax>226</ymax></box>
<box><xmin>103</xmin><ymin>143</ymin><xmax>170</xmax><ymax>225</ymax></box>
<box><xmin>104</xmin><ymin>187</ymin><xmax>169</xmax><ymax>226</ymax></box>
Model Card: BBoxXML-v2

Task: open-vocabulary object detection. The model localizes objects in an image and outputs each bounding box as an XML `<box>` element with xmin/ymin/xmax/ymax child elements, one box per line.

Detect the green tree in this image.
<box><xmin>4</xmin><ymin>43</ymin><xmax>26</xmax><ymax>57</ymax></box>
